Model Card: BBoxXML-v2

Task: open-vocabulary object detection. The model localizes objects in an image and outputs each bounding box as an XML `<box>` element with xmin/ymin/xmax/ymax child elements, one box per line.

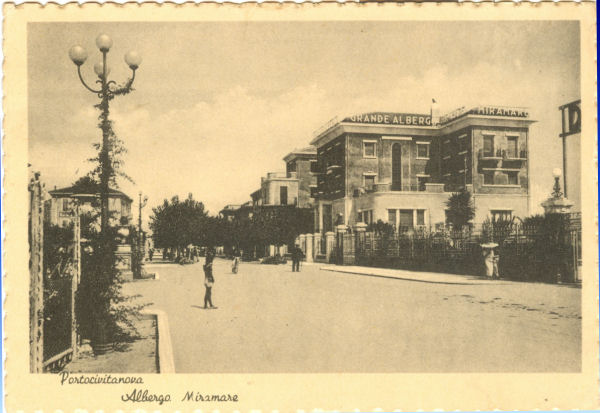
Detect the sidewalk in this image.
<box><xmin>65</xmin><ymin>315</ymin><xmax>158</xmax><ymax>373</ymax></box>
<box><xmin>320</xmin><ymin>264</ymin><xmax>511</xmax><ymax>285</ymax></box>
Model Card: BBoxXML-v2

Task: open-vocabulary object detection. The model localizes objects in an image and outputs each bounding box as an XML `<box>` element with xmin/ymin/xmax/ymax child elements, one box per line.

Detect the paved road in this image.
<box><xmin>126</xmin><ymin>258</ymin><xmax>581</xmax><ymax>373</ymax></box>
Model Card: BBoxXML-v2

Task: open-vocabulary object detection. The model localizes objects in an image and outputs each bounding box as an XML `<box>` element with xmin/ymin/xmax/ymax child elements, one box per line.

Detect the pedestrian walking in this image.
<box><xmin>231</xmin><ymin>248</ymin><xmax>240</xmax><ymax>274</ymax></box>
<box><xmin>148</xmin><ymin>248</ymin><xmax>154</xmax><ymax>262</ymax></box>
<box><xmin>291</xmin><ymin>244</ymin><xmax>304</xmax><ymax>272</ymax></box>
<box><xmin>203</xmin><ymin>252</ymin><xmax>216</xmax><ymax>309</ymax></box>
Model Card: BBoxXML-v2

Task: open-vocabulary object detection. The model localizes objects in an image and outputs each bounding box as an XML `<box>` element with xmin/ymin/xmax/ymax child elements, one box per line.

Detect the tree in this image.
<box><xmin>149</xmin><ymin>193</ymin><xmax>210</xmax><ymax>257</ymax></box>
<box><xmin>445</xmin><ymin>190</ymin><xmax>475</xmax><ymax>230</ymax></box>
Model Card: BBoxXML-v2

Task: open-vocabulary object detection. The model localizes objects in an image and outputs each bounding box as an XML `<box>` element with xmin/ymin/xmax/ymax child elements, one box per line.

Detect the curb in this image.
<box><xmin>320</xmin><ymin>266</ymin><xmax>505</xmax><ymax>285</ymax></box>
<box><xmin>141</xmin><ymin>309</ymin><xmax>175</xmax><ymax>373</ymax></box>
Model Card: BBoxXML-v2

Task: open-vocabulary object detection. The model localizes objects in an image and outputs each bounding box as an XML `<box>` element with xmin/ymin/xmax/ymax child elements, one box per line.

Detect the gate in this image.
<box><xmin>29</xmin><ymin>173</ymin><xmax>80</xmax><ymax>373</ymax></box>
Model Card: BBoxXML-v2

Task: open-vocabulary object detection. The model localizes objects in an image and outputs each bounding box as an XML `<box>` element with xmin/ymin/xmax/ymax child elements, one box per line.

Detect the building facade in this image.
<box><xmin>45</xmin><ymin>185</ymin><xmax>133</xmax><ymax>227</ymax></box>
<box><xmin>311</xmin><ymin>106</ymin><xmax>535</xmax><ymax>232</ymax></box>
<box><xmin>283</xmin><ymin>147</ymin><xmax>318</xmax><ymax>208</ymax></box>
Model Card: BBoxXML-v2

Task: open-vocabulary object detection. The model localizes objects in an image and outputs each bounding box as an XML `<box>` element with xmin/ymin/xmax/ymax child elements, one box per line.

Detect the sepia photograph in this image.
<box><xmin>4</xmin><ymin>3</ymin><xmax>596</xmax><ymax>411</ymax></box>
<box><xmin>27</xmin><ymin>19</ymin><xmax>584</xmax><ymax>375</ymax></box>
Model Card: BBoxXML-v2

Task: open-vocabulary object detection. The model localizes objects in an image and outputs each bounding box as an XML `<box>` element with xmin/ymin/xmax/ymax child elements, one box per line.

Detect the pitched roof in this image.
<box><xmin>48</xmin><ymin>185</ymin><xmax>132</xmax><ymax>202</ymax></box>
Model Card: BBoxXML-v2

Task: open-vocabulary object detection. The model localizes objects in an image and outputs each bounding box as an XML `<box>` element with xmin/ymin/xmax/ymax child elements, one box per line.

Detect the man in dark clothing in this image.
<box><xmin>291</xmin><ymin>244</ymin><xmax>304</xmax><ymax>272</ymax></box>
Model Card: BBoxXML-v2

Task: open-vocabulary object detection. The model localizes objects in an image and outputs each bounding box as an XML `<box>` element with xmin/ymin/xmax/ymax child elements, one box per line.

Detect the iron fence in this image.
<box><xmin>338</xmin><ymin>217</ymin><xmax>582</xmax><ymax>283</ymax></box>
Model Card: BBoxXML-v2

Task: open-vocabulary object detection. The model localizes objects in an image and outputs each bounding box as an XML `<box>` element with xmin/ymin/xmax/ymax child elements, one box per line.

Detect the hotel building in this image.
<box><xmin>310</xmin><ymin>105</ymin><xmax>535</xmax><ymax>232</ymax></box>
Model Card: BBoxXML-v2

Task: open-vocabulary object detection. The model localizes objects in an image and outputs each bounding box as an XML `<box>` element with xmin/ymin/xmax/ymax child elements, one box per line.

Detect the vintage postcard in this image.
<box><xmin>3</xmin><ymin>2</ymin><xmax>598</xmax><ymax>412</ymax></box>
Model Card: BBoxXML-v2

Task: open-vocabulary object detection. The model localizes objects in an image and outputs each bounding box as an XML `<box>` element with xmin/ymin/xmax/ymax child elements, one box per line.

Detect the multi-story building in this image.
<box><xmin>310</xmin><ymin>105</ymin><xmax>535</xmax><ymax>232</ymax></box>
<box><xmin>45</xmin><ymin>184</ymin><xmax>133</xmax><ymax>227</ymax></box>
<box><xmin>283</xmin><ymin>146</ymin><xmax>318</xmax><ymax>208</ymax></box>
<box><xmin>248</xmin><ymin>147</ymin><xmax>318</xmax><ymax>209</ymax></box>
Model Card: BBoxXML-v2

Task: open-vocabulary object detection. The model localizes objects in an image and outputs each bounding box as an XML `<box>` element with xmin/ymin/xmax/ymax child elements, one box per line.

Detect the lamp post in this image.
<box><xmin>138</xmin><ymin>191</ymin><xmax>148</xmax><ymax>272</ymax></box>
<box><xmin>69</xmin><ymin>35</ymin><xmax>141</xmax><ymax>353</ymax></box>
<box><xmin>541</xmin><ymin>168</ymin><xmax>574</xmax><ymax>215</ymax></box>
<box><xmin>69</xmin><ymin>34</ymin><xmax>142</xmax><ymax>234</ymax></box>
<box><xmin>551</xmin><ymin>168</ymin><xmax>564</xmax><ymax>199</ymax></box>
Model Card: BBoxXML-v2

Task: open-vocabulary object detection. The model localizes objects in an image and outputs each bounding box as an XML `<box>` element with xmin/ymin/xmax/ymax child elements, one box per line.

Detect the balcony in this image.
<box><xmin>504</xmin><ymin>149</ymin><xmax>528</xmax><ymax>161</ymax></box>
<box><xmin>356</xmin><ymin>182</ymin><xmax>445</xmax><ymax>194</ymax></box>
<box><xmin>479</xmin><ymin>148</ymin><xmax>528</xmax><ymax>161</ymax></box>
<box><xmin>478</xmin><ymin>148</ymin><xmax>504</xmax><ymax>160</ymax></box>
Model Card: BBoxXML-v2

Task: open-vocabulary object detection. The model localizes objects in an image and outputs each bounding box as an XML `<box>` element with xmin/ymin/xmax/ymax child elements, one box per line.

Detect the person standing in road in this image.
<box><xmin>291</xmin><ymin>244</ymin><xmax>304</xmax><ymax>272</ymax></box>
<box><xmin>203</xmin><ymin>252</ymin><xmax>216</xmax><ymax>309</ymax></box>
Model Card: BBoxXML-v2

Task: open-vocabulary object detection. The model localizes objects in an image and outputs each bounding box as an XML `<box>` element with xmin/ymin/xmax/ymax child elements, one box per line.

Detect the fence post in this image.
<box><xmin>305</xmin><ymin>233</ymin><xmax>313</xmax><ymax>263</ymax></box>
<box><xmin>298</xmin><ymin>234</ymin><xmax>306</xmax><ymax>257</ymax></box>
<box><xmin>335</xmin><ymin>225</ymin><xmax>347</xmax><ymax>265</ymax></box>
<box><xmin>313</xmin><ymin>232</ymin><xmax>321</xmax><ymax>258</ymax></box>
<box><xmin>71</xmin><ymin>208</ymin><xmax>81</xmax><ymax>358</ymax></box>
<box><xmin>325</xmin><ymin>231</ymin><xmax>335</xmax><ymax>262</ymax></box>
<box><xmin>29</xmin><ymin>174</ymin><xmax>44</xmax><ymax>373</ymax></box>
<box><xmin>354</xmin><ymin>222</ymin><xmax>367</xmax><ymax>263</ymax></box>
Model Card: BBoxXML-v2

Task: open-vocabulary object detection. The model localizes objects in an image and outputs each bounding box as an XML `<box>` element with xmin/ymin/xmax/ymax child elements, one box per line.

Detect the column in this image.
<box><xmin>325</xmin><ymin>231</ymin><xmax>335</xmax><ymax>262</ymax></box>
<box><xmin>313</xmin><ymin>232</ymin><xmax>322</xmax><ymax>257</ymax></box>
<box><xmin>299</xmin><ymin>234</ymin><xmax>306</xmax><ymax>256</ymax></box>
<box><xmin>305</xmin><ymin>233</ymin><xmax>313</xmax><ymax>263</ymax></box>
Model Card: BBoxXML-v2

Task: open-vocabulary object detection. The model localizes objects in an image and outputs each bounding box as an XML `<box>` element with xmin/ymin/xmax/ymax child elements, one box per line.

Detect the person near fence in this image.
<box><xmin>291</xmin><ymin>244</ymin><xmax>304</xmax><ymax>272</ymax></box>
<box><xmin>203</xmin><ymin>252</ymin><xmax>216</xmax><ymax>309</ymax></box>
<box><xmin>481</xmin><ymin>243</ymin><xmax>498</xmax><ymax>278</ymax></box>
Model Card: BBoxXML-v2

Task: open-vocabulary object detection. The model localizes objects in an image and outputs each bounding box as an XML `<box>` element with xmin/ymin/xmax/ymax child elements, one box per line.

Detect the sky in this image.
<box><xmin>28</xmin><ymin>21</ymin><xmax>580</xmax><ymax>229</ymax></box>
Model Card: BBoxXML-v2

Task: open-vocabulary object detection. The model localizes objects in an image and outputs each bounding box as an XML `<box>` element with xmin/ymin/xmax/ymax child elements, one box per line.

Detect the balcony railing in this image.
<box><xmin>479</xmin><ymin>149</ymin><xmax>528</xmax><ymax>160</ymax></box>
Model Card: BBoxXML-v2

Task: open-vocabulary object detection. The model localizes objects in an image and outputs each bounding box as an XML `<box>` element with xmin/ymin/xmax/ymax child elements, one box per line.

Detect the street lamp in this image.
<box><xmin>69</xmin><ymin>34</ymin><xmax>141</xmax><ymax>233</ymax></box>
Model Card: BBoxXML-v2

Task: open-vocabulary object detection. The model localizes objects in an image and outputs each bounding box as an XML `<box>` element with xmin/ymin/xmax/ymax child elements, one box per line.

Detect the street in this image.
<box><xmin>125</xmin><ymin>259</ymin><xmax>581</xmax><ymax>373</ymax></box>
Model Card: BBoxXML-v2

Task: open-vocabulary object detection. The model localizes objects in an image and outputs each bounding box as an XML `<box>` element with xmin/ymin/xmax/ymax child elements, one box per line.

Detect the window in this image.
<box><xmin>458</xmin><ymin>134</ymin><xmax>468</xmax><ymax>153</ymax></box>
<box><xmin>417</xmin><ymin>143</ymin><xmax>430</xmax><ymax>159</ymax></box>
<box><xmin>310</xmin><ymin>160</ymin><xmax>319</xmax><ymax>173</ymax></box>
<box><xmin>287</xmin><ymin>161</ymin><xmax>297</xmax><ymax>174</ymax></box>
<box><xmin>483</xmin><ymin>135</ymin><xmax>495</xmax><ymax>157</ymax></box>
<box><xmin>388</xmin><ymin>209</ymin><xmax>397</xmax><ymax>226</ymax></box>
<box><xmin>443</xmin><ymin>140</ymin><xmax>452</xmax><ymax>158</ymax></box>
<box><xmin>109</xmin><ymin>198</ymin><xmax>120</xmax><ymax>212</ymax></box>
<box><xmin>363</xmin><ymin>141</ymin><xmax>376</xmax><ymax>158</ymax></box>
<box><xmin>507</xmin><ymin>136</ymin><xmax>519</xmax><ymax>158</ymax></box>
<box><xmin>491</xmin><ymin>210</ymin><xmax>512</xmax><ymax>222</ymax></box>
<box><xmin>399</xmin><ymin>210</ymin><xmax>413</xmax><ymax>228</ymax></box>
<box><xmin>280</xmin><ymin>186</ymin><xmax>288</xmax><ymax>205</ymax></box>
<box><xmin>507</xmin><ymin>171</ymin><xmax>519</xmax><ymax>185</ymax></box>
<box><xmin>360</xmin><ymin>210</ymin><xmax>373</xmax><ymax>225</ymax></box>
<box><xmin>61</xmin><ymin>198</ymin><xmax>72</xmax><ymax>212</ymax></box>
<box><xmin>364</xmin><ymin>174</ymin><xmax>376</xmax><ymax>190</ymax></box>
<box><xmin>417</xmin><ymin>176</ymin><xmax>429</xmax><ymax>191</ymax></box>
<box><xmin>310</xmin><ymin>186</ymin><xmax>318</xmax><ymax>198</ymax></box>
<box><xmin>416</xmin><ymin>210</ymin><xmax>425</xmax><ymax>226</ymax></box>
<box><xmin>483</xmin><ymin>171</ymin><xmax>495</xmax><ymax>185</ymax></box>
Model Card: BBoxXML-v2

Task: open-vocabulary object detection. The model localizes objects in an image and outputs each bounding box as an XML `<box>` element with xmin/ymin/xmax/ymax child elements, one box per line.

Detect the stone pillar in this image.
<box><xmin>325</xmin><ymin>231</ymin><xmax>335</xmax><ymax>262</ymax></box>
<box><xmin>299</xmin><ymin>234</ymin><xmax>306</xmax><ymax>256</ymax></box>
<box><xmin>313</xmin><ymin>232</ymin><xmax>322</xmax><ymax>257</ymax></box>
<box><xmin>335</xmin><ymin>225</ymin><xmax>347</xmax><ymax>265</ymax></box>
<box><xmin>29</xmin><ymin>174</ymin><xmax>44</xmax><ymax>373</ymax></box>
<box><xmin>354</xmin><ymin>222</ymin><xmax>367</xmax><ymax>256</ymax></box>
<box><xmin>305</xmin><ymin>233</ymin><xmax>314</xmax><ymax>263</ymax></box>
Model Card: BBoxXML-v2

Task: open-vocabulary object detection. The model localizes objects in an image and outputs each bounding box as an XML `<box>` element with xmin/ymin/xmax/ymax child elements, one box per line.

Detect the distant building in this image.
<box><xmin>45</xmin><ymin>184</ymin><xmax>133</xmax><ymax>227</ymax></box>
<box><xmin>219</xmin><ymin>204</ymin><xmax>244</xmax><ymax>221</ymax></box>
<box><xmin>283</xmin><ymin>146</ymin><xmax>318</xmax><ymax>208</ymax></box>
<box><xmin>310</xmin><ymin>105</ymin><xmax>535</xmax><ymax>232</ymax></box>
